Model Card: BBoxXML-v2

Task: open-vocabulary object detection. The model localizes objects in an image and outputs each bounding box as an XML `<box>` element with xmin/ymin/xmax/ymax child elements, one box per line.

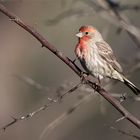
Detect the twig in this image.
<box><xmin>119</xmin><ymin>5</ymin><xmax>140</xmax><ymax>11</ymax></box>
<box><xmin>1</xmin><ymin>82</ymin><xmax>82</xmax><ymax>131</ymax></box>
<box><xmin>105</xmin><ymin>0</ymin><xmax>140</xmax><ymax>11</ymax></box>
<box><xmin>40</xmin><ymin>93</ymin><xmax>92</xmax><ymax>139</ymax></box>
<box><xmin>0</xmin><ymin>4</ymin><xmax>140</xmax><ymax>129</ymax></box>
<box><xmin>16</xmin><ymin>75</ymin><xmax>140</xmax><ymax>102</ymax></box>
<box><xmin>45</xmin><ymin>9</ymin><xmax>85</xmax><ymax>26</ymax></box>
<box><xmin>46</xmin><ymin>0</ymin><xmax>140</xmax><ymax>48</ymax></box>
<box><xmin>101</xmin><ymin>0</ymin><xmax>140</xmax><ymax>48</ymax></box>
<box><xmin>110</xmin><ymin>126</ymin><xmax>140</xmax><ymax>140</ymax></box>
<box><xmin>16</xmin><ymin>75</ymin><xmax>49</xmax><ymax>92</ymax></box>
<box><xmin>1</xmin><ymin>98</ymin><xmax>56</xmax><ymax>131</ymax></box>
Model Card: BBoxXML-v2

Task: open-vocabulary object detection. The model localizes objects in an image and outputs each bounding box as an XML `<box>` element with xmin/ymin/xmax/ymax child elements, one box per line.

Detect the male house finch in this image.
<box><xmin>75</xmin><ymin>25</ymin><xmax>140</xmax><ymax>95</ymax></box>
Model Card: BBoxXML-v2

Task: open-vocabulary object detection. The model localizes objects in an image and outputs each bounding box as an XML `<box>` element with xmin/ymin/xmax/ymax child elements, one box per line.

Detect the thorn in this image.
<box><xmin>67</xmin><ymin>57</ymin><xmax>73</xmax><ymax>62</ymax></box>
<box><xmin>9</xmin><ymin>18</ymin><xmax>16</xmax><ymax>21</ymax></box>
<box><xmin>120</xmin><ymin>93</ymin><xmax>127</xmax><ymax>102</ymax></box>
<box><xmin>48</xmin><ymin>97</ymin><xmax>57</xmax><ymax>103</ymax></box>
<box><xmin>41</xmin><ymin>45</ymin><xmax>44</xmax><ymax>48</ymax></box>
<box><xmin>58</xmin><ymin>96</ymin><xmax>63</xmax><ymax>103</ymax></box>
<box><xmin>10</xmin><ymin>116</ymin><xmax>17</xmax><ymax>121</ymax></box>
<box><xmin>9</xmin><ymin>17</ymin><xmax>19</xmax><ymax>22</ymax></box>
<box><xmin>110</xmin><ymin>126</ymin><xmax>115</xmax><ymax>130</ymax></box>
<box><xmin>21</xmin><ymin>116</ymin><xmax>26</xmax><ymax>120</ymax></box>
<box><xmin>67</xmin><ymin>57</ymin><xmax>77</xmax><ymax>64</ymax></box>
<box><xmin>67</xmin><ymin>57</ymin><xmax>82</xmax><ymax>73</ymax></box>
<box><xmin>116</xmin><ymin>116</ymin><xmax>126</xmax><ymax>123</ymax></box>
<box><xmin>1</xmin><ymin>127</ymin><xmax>6</xmax><ymax>132</ymax></box>
<box><xmin>116</xmin><ymin>27</ymin><xmax>123</xmax><ymax>34</ymax></box>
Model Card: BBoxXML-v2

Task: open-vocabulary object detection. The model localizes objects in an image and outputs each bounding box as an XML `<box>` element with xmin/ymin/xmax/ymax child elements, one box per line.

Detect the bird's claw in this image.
<box><xmin>80</xmin><ymin>72</ymin><xmax>89</xmax><ymax>84</ymax></box>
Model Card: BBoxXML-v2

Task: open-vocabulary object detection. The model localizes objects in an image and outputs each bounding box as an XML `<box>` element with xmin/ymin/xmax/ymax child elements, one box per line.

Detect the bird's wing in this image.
<box><xmin>95</xmin><ymin>41</ymin><xmax>123</xmax><ymax>72</ymax></box>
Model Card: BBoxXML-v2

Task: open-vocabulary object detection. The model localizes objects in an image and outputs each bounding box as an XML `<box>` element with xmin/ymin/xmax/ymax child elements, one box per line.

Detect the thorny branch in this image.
<box><xmin>1</xmin><ymin>98</ymin><xmax>56</xmax><ymax>131</ymax></box>
<box><xmin>1</xmin><ymin>82</ymin><xmax>82</xmax><ymax>131</ymax></box>
<box><xmin>0</xmin><ymin>3</ymin><xmax>140</xmax><ymax>131</ymax></box>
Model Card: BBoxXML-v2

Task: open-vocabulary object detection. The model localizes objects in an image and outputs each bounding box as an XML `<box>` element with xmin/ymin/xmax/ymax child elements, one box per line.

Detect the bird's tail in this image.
<box><xmin>123</xmin><ymin>77</ymin><xmax>140</xmax><ymax>95</ymax></box>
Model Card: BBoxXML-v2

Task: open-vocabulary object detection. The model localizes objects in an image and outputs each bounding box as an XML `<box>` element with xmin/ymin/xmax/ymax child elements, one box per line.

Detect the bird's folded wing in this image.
<box><xmin>95</xmin><ymin>41</ymin><xmax>123</xmax><ymax>72</ymax></box>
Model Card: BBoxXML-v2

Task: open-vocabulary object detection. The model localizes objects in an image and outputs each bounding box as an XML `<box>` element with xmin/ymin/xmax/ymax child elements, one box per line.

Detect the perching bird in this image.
<box><xmin>75</xmin><ymin>25</ymin><xmax>140</xmax><ymax>95</ymax></box>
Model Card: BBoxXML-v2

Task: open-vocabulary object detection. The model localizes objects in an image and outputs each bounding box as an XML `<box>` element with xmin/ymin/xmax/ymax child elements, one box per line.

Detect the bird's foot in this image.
<box><xmin>97</xmin><ymin>76</ymin><xmax>101</xmax><ymax>85</ymax></box>
<box><xmin>80</xmin><ymin>71</ymin><xmax>89</xmax><ymax>84</ymax></box>
<box><xmin>94</xmin><ymin>76</ymin><xmax>102</xmax><ymax>87</ymax></box>
<box><xmin>93</xmin><ymin>77</ymin><xmax>102</xmax><ymax>92</ymax></box>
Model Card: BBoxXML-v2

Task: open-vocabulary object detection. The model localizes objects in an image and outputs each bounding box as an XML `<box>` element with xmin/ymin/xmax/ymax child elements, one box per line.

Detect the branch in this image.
<box><xmin>0</xmin><ymin>4</ymin><xmax>140</xmax><ymax>129</ymax></box>
<box><xmin>1</xmin><ymin>82</ymin><xmax>82</xmax><ymax>131</ymax></box>
<box><xmin>40</xmin><ymin>93</ymin><xmax>92</xmax><ymax>139</ymax></box>
<box><xmin>1</xmin><ymin>98</ymin><xmax>56</xmax><ymax>131</ymax></box>
<box><xmin>17</xmin><ymin>75</ymin><xmax>140</xmax><ymax>103</ymax></box>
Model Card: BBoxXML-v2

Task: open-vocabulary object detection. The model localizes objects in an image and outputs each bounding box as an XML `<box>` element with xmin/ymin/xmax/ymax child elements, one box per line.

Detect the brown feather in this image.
<box><xmin>95</xmin><ymin>41</ymin><xmax>123</xmax><ymax>72</ymax></box>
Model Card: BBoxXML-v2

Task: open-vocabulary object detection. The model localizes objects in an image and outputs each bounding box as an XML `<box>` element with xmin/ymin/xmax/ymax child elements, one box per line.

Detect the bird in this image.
<box><xmin>75</xmin><ymin>25</ymin><xmax>140</xmax><ymax>95</ymax></box>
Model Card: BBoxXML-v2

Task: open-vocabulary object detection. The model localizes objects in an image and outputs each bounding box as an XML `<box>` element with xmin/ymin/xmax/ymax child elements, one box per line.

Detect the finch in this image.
<box><xmin>75</xmin><ymin>25</ymin><xmax>140</xmax><ymax>95</ymax></box>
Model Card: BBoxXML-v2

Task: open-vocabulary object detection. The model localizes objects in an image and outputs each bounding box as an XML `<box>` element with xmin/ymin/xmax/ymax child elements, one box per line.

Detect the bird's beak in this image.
<box><xmin>76</xmin><ymin>32</ymin><xmax>83</xmax><ymax>38</ymax></box>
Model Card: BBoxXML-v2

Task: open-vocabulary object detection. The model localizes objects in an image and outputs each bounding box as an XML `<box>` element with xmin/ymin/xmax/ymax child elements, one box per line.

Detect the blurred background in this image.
<box><xmin>0</xmin><ymin>0</ymin><xmax>140</xmax><ymax>140</ymax></box>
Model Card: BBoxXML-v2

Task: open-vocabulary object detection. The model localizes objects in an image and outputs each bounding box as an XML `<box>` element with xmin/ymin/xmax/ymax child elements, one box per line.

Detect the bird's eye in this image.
<box><xmin>85</xmin><ymin>32</ymin><xmax>88</xmax><ymax>35</ymax></box>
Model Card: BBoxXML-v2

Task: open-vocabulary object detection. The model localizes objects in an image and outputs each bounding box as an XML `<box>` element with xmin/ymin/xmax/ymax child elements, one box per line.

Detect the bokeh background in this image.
<box><xmin>0</xmin><ymin>0</ymin><xmax>140</xmax><ymax>140</ymax></box>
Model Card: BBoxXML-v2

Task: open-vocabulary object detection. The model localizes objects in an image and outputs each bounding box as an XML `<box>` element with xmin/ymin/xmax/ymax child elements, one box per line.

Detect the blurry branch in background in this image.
<box><xmin>83</xmin><ymin>0</ymin><xmax>140</xmax><ymax>48</ymax></box>
<box><xmin>0</xmin><ymin>3</ymin><xmax>140</xmax><ymax>133</ymax></box>
<box><xmin>40</xmin><ymin>93</ymin><xmax>93</xmax><ymax>139</ymax></box>
<box><xmin>110</xmin><ymin>126</ymin><xmax>140</xmax><ymax>140</ymax></box>
<box><xmin>119</xmin><ymin>5</ymin><xmax>140</xmax><ymax>11</ymax></box>
<box><xmin>17</xmin><ymin>75</ymin><xmax>140</xmax><ymax>103</ymax></box>
<box><xmin>126</xmin><ymin>54</ymin><xmax>140</xmax><ymax>76</ymax></box>
<box><xmin>16</xmin><ymin>75</ymin><xmax>50</xmax><ymax>92</ymax></box>
<box><xmin>100</xmin><ymin>0</ymin><xmax>140</xmax><ymax>11</ymax></box>
<box><xmin>99</xmin><ymin>0</ymin><xmax>140</xmax><ymax>48</ymax></box>
<box><xmin>48</xmin><ymin>0</ymin><xmax>140</xmax><ymax>48</ymax></box>
<box><xmin>46</xmin><ymin>9</ymin><xmax>85</xmax><ymax>26</ymax></box>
